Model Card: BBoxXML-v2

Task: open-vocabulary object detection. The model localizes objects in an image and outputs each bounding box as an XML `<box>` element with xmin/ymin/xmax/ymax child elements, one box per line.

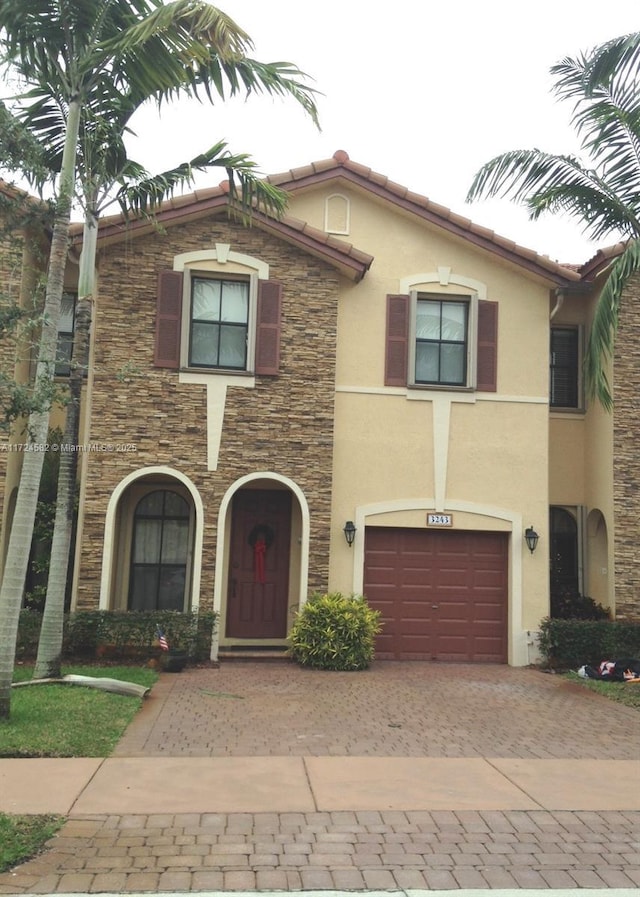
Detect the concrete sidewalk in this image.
<box><xmin>1</xmin><ymin>756</ymin><xmax>639</xmax><ymax>816</ymax></box>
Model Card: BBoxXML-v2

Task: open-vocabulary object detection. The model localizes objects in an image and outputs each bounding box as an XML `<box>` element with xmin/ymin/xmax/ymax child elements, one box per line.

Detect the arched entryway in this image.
<box><xmin>101</xmin><ymin>469</ymin><xmax>201</xmax><ymax>612</ymax></box>
<box><xmin>214</xmin><ymin>473</ymin><xmax>310</xmax><ymax>654</ymax></box>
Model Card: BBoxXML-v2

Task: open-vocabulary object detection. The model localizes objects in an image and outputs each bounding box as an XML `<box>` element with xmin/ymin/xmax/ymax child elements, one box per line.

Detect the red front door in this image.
<box><xmin>226</xmin><ymin>489</ymin><xmax>292</xmax><ymax>639</ymax></box>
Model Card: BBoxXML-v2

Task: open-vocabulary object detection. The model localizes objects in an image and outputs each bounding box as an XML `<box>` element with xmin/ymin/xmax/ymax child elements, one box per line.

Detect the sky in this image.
<box><xmin>123</xmin><ymin>0</ymin><xmax>640</xmax><ymax>266</ymax></box>
<box><xmin>6</xmin><ymin>0</ymin><xmax>640</xmax><ymax>265</ymax></box>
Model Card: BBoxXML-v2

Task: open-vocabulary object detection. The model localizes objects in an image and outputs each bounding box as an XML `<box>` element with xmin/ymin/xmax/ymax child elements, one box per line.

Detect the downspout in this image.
<box><xmin>550</xmin><ymin>287</ymin><xmax>565</xmax><ymax>319</ymax></box>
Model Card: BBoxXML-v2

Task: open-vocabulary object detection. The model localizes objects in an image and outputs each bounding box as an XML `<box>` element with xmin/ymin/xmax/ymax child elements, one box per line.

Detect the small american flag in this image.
<box><xmin>156</xmin><ymin>628</ymin><xmax>169</xmax><ymax>651</ymax></box>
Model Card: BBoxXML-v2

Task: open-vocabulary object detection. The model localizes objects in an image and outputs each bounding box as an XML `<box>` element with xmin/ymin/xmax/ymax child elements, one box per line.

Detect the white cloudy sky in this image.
<box><xmin>125</xmin><ymin>0</ymin><xmax>639</xmax><ymax>265</ymax></box>
<box><xmin>5</xmin><ymin>0</ymin><xmax>638</xmax><ymax>265</ymax></box>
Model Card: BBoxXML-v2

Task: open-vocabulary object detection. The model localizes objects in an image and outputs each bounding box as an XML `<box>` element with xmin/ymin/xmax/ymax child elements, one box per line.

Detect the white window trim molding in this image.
<box><xmin>99</xmin><ymin>466</ymin><xmax>205</xmax><ymax>613</ymax></box>
<box><xmin>401</xmin><ymin>271</ymin><xmax>487</xmax><ymax>392</ymax></box>
<box><xmin>178</xmin><ymin>372</ymin><xmax>255</xmax><ymax>471</ymax></box>
<box><xmin>400</xmin><ymin>270</ymin><xmax>488</xmax><ymax>299</ymax></box>
<box><xmin>173</xmin><ymin>245</ymin><xmax>269</xmax><ymax>279</ymax></box>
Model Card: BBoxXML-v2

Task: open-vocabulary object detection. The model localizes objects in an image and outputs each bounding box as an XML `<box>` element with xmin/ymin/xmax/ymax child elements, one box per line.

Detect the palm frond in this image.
<box><xmin>551</xmin><ymin>51</ymin><xmax>640</xmax><ymax>207</ymax></box>
<box><xmin>466</xmin><ymin>149</ymin><xmax>640</xmax><ymax>239</ymax></box>
<box><xmin>586</xmin><ymin>33</ymin><xmax>640</xmax><ymax>90</ymax></box>
<box><xmin>114</xmin><ymin>141</ymin><xmax>288</xmax><ymax>220</ymax></box>
<box><xmin>584</xmin><ymin>238</ymin><xmax>640</xmax><ymax>409</ymax></box>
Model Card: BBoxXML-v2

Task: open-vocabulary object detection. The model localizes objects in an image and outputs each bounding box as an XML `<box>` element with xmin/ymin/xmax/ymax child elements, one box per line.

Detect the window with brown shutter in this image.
<box><xmin>155</xmin><ymin>270</ymin><xmax>183</xmax><ymax>369</ymax></box>
<box><xmin>476</xmin><ymin>300</ymin><xmax>498</xmax><ymax>392</ymax></box>
<box><xmin>385</xmin><ymin>294</ymin><xmax>409</xmax><ymax>386</ymax></box>
<box><xmin>255</xmin><ymin>280</ymin><xmax>282</xmax><ymax>375</ymax></box>
<box><xmin>385</xmin><ymin>291</ymin><xmax>499</xmax><ymax>392</ymax></box>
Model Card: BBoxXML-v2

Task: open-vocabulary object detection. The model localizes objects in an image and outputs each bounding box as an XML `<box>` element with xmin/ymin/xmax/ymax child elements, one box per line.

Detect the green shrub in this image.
<box><xmin>550</xmin><ymin>590</ymin><xmax>609</xmax><ymax>620</ymax></box>
<box><xmin>538</xmin><ymin>617</ymin><xmax>640</xmax><ymax>669</ymax></box>
<box><xmin>18</xmin><ymin>610</ymin><xmax>218</xmax><ymax>662</ymax></box>
<box><xmin>288</xmin><ymin>592</ymin><xmax>382</xmax><ymax>671</ymax></box>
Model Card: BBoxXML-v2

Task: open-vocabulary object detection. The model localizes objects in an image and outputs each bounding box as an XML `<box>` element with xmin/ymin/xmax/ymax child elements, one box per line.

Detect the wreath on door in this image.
<box><xmin>248</xmin><ymin>524</ymin><xmax>275</xmax><ymax>584</ymax></box>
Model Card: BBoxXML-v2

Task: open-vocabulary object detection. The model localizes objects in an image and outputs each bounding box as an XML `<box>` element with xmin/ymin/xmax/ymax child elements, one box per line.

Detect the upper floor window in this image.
<box><xmin>190</xmin><ymin>276</ymin><xmax>249</xmax><ymax>370</ymax></box>
<box><xmin>55</xmin><ymin>292</ymin><xmax>76</xmax><ymax>375</ymax></box>
<box><xmin>385</xmin><ymin>291</ymin><xmax>497</xmax><ymax>392</ymax></box>
<box><xmin>155</xmin><ymin>268</ymin><xmax>282</xmax><ymax>375</ymax></box>
<box><xmin>415</xmin><ymin>297</ymin><xmax>468</xmax><ymax>386</ymax></box>
<box><xmin>550</xmin><ymin>326</ymin><xmax>580</xmax><ymax>409</ymax></box>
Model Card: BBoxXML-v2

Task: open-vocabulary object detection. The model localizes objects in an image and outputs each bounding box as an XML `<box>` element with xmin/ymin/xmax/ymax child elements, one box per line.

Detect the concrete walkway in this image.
<box><xmin>0</xmin><ymin>661</ymin><xmax>638</xmax><ymax>893</ymax></box>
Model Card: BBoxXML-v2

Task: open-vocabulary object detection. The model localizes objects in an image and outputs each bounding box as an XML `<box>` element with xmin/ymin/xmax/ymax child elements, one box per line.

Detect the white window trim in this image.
<box><xmin>173</xmin><ymin>246</ymin><xmax>268</xmax><ymax>375</ymax></box>
<box><xmin>401</xmin><ymin>271</ymin><xmax>486</xmax><ymax>391</ymax></box>
<box><xmin>408</xmin><ymin>289</ymin><xmax>478</xmax><ymax>390</ymax></box>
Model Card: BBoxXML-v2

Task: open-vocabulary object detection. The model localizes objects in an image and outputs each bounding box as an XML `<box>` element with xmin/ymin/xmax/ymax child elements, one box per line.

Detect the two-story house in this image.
<box><xmin>1</xmin><ymin>152</ymin><xmax>633</xmax><ymax>664</ymax></box>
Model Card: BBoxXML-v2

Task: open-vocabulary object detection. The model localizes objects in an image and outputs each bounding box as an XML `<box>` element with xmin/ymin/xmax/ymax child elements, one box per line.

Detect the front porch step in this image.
<box><xmin>218</xmin><ymin>647</ymin><xmax>291</xmax><ymax>662</ymax></box>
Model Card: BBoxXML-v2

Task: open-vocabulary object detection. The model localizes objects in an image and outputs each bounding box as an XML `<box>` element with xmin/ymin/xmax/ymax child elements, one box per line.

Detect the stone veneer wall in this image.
<box><xmin>74</xmin><ymin>215</ymin><xmax>340</xmax><ymax>610</ymax></box>
<box><xmin>612</xmin><ymin>271</ymin><xmax>640</xmax><ymax>621</ymax></box>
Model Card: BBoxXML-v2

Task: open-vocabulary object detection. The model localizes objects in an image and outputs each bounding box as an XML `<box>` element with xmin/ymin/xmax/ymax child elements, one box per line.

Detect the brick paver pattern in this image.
<box><xmin>2</xmin><ymin>809</ymin><xmax>639</xmax><ymax>893</ymax></box>
<box><xmin>2</xmin><ymin>661</ymin><xmax>639</xmax><ymax>892</ymax></box>
<box><xmin>117</xmin><ymin>661</ymin><xmax>639</xmax><ymax>758</ymax></box>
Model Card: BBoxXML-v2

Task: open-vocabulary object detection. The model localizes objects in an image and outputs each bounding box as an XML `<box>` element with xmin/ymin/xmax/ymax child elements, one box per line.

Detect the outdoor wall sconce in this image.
<box><xmin>343</xmin><ymin>520</ymin><xmax>356</xmax><ymax>547</ymax></box>
<box><xmin>525</xmin><ymin>526</ymin><xmax>539</xmax><ymax>554</ymax></box>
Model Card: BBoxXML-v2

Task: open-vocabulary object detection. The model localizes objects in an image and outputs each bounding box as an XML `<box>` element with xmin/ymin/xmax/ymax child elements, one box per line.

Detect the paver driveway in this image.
<box><xmin>115</xmin><ymin>660</ymin><xmax>639</xmax><ymax>758</ymax></box>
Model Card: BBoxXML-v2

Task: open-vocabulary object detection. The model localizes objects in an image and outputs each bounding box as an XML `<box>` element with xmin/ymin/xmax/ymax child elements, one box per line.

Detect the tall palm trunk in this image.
<box><xmin>33</xmin><ymin>205</ymin><xmax>95</xmax><ymax>679</ymax></box>
<box><xmin>0</xmin><ymin>99</ymin><xmax>81</xmax><ymax>718</ymax></box>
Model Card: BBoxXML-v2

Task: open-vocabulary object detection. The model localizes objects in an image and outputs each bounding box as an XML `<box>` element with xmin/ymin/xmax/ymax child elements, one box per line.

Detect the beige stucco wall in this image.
<box><xmin>287</xmin><ymin>186</ymin><xmax>558</xmax><ymax>663</ymax></box>
<box><xmin>548</xmin><ymin>288</ymin><xmax>614</xmax><ymax>610</ymax></box>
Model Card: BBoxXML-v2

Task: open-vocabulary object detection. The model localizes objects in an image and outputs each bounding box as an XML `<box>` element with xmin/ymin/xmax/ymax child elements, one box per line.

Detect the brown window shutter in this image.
<box><xmin>255</xmin><ymin>280</ymin><xmax>282</xmax><ymax>375</ymax></box>
<box><xmin>155</xmin><ymin>270</ymin><xmax>183</xmax><ymax>369</ymax></box>
<box><xmin>385</xmin><ymin>294</ymin><xmax>409</xmax><ymax>386</ymax></box>
<box><xmin>477</xmin><ymin>299</ymin><xmax>498</xmax><ymax>392</ymax></box>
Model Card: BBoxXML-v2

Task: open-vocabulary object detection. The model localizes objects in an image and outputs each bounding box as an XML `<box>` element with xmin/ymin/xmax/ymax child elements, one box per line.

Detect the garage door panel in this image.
<box><xmin>364</xmin><ymin>527</ymin><xmax>508</xmax><ymax>663</ymax></box>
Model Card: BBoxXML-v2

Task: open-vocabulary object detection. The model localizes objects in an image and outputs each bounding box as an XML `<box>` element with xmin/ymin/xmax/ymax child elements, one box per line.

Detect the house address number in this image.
<box><xmin>427</xmin><ymin>513</ymin><xmax>453</xmax><ymax>527</ymax></box>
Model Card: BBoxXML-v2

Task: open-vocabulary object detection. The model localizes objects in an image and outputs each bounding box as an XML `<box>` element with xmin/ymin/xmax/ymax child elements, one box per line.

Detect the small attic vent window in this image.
<box><xmin>324</xmin><ymin>193</ymin><xmax>350</xmax><ymax>235</ymax></box>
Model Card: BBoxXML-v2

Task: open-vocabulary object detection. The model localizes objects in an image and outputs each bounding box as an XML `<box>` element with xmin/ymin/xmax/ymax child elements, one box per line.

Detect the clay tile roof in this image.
<box><xmin>266</xmin><ymin>150</ymin><xmax>581</xmax><ymax>285</ymax></box>
<box><xmin>73</xmin><ymin>183</ymin><xmax>373</xmax><ymax>282</ymax></box>
<box><xmin>68</xmin><ymin>150</ymin><xmax>585</xmax><ymax>286</ymax></box>
<box><xmin>578</xmin><ymin>241</ymin><xmax>627</xmax><ymax>280</ymax></box>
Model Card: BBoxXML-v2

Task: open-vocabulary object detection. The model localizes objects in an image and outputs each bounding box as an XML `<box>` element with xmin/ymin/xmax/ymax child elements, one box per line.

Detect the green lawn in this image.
<box><xmin>0</xmin><ymin>664</ymin><xmax>158</xmax><ymax>874</ymax></box>
<box><xmin>564</xmin><ymin>671</ymin><xmax>640</xmax><ymax>710</ymax></box>
<box><xmin>0</xmin><ymin>814</ymin><xmax>64</xmax><ymax>873</ymax></box>
<box><xmin>5</xmin><ymin>664</ymin><xmax>157</xmax><ymax>758</ymax></box>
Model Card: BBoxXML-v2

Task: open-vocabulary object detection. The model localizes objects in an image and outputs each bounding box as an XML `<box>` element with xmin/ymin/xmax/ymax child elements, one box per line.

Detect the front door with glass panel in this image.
<box><xmin>128</xmin><ymin>490</ymin><xmax>190</xmax><ymax>611</ymax></box>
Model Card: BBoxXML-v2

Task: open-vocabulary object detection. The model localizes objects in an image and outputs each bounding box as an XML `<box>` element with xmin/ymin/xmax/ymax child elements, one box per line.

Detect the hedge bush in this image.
<box><xmin>538</xmin><ymin>617</ymin><xmax>640</xmax><ymax>669</ymax></box>
<box><xmin>17</xmin><ymin>609</ymin><xmax>218</xmax><ymax>662</ymax></box>
<box><xmin>550</xmin><ymin>591</ymin><xmax>609</xmax><ymax>620</ymax></box>
<box><xmin>288</xmin><ymin>592</ymin><xmax>382</xmax><ymax>671</ymax></box>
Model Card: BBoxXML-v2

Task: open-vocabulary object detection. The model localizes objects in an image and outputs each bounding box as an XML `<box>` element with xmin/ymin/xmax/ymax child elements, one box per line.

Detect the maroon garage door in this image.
<box><xmin>364</xmin><ymin>528</ymin><xmax>508</xmax><ymax>662</ymax></box>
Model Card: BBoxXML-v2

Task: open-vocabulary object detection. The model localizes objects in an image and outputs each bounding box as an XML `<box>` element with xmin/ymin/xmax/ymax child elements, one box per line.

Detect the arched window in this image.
<box><xmin>128</xmin><ymin>490</ymin><xmax>190</xmax><ymax>611</ymax></box>
<box><xmin>550</xmin><ymin>507</ymin><xmax>579</xmax><ymax>598</ymax></box>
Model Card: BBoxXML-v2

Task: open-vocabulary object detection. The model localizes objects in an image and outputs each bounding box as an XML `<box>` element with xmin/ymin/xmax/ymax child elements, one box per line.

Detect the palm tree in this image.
<box><xmin>466</xmin><ymin>32</ymin><xmax>640</xmax><ymax>411</ymax></box>
<box><xmin>32</xmin><ymin>91</ymin><xmax>316</xmax><ymax>685</ymax></box>
<box><xmin>0</xmin><ymin>0</ymin><xmax>318</xmax><ymax>715</ymax></box>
